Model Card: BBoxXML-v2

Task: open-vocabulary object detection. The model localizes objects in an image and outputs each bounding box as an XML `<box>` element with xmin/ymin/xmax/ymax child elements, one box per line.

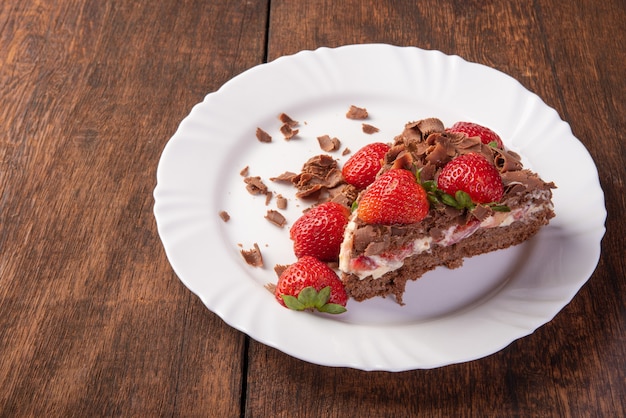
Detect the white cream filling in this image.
<box><xmin>340</xmin><ymin>192</ymin><xmax>553</xmax><ymax>280</ymax></box>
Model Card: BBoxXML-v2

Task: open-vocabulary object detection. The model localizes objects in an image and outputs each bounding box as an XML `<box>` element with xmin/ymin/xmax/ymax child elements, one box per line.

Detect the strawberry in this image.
<box><xmin>357</xmin><ymin>169</ymin><xmax>429</xmax><ymax>225</ymax></box>
<box><xmin>275</xmin><ymin>256</ymin><xmax>348</xmax><ymax>313</ymax></box>
<box><xmin>342</xmin><ymin>142</ymin><xmax>390</xmax><ymax>189</ymax></box>
<box><xmin>290</xmin><ymin>202</ymin><xmax>350</xmax><ymax>261</ymax></box>
<box><xmin>446</xmin><ymin>121</ymin><xmax>504</xmax><ymax>149</ymax></box>
<box><xmin>436</xmin><ymin>153</ymin><xmax>504</xmax><ymax>204</ymax></box>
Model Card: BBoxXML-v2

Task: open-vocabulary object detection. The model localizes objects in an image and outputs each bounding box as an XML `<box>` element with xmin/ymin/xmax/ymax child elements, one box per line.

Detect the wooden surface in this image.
<box><xmin>1</xmin><ymin>0</ymin><xmax>624</xmax><ymax>416</ymax></box>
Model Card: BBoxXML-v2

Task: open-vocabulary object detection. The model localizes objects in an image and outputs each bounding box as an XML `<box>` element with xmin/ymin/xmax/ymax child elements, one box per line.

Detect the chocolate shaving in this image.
<box><xmin>470</xmin><ymin>205</ymin><xmax>493</xmax><ymax>222</ymax></box>
<box><xmin>362</xmin><ymin>123</ymin><xmax>379</xmax><ymax>134</ymax></box>
<box><xmin>270</xmin><ymin>171</ymin><xmax>298</xmax><ymax>183</ymax></box>
<box><xmin>241</xmin><ymin>243</ymin><xmax>263</xmax><ymax>267</ymax></box>
<box><xmin>415</xmin><ymin>118</ymin><xmax>445</xmax><ymax>137</ymax></box>
<box><xmin>280</xmin><ymin>124</ymin><xmax>299</xmax><ymax>140</ymax></box>
<box><xmin>275</xmin><ymin>194</ymin><xmax>288</xmax><ymax>210</ymax></box>
<box><xmin>240</xmin><ymin>166</ymin><xmax>249</xmax><ymax>176</ymax></box>
<box><xmin>265</xmin><ymin>210</ymin><xmax>287</xmax><ymax>228</ymax></box>
<box><xmin>317</xmin><ymin>135</ymin><xmax>341</xmax><ymax>152</ymax></box>
<box><xmin>346</xmin><ymin>105</ymin><xmax>368</xmax><ymax>119</ymax></box>
<box><xmin>274</xmin><ymin>264</ymin><xmax>289</xmax><ymax>278</ymax></box>
<box><xmin>218</xmin><ymin>211</ymin><xmax>230</xmax><ymax>222</ymax></box>
<box><xmin>255</xmin><ymin>127</ymin><xmax>272</xmax><ymax>143</ymax></box>
<box><xmin>279</xmin><ymin>113</ymin><xmax>298</xmax><ymax>127</ymax></box>
<box><xmin>290</xmin><ymin>155</ymin><xmax>343</xmax><ymax>201</ymax></box>
<box><xmin>243</xmin><ymin>176</ymin><xmax>268</xmax><ymax>195</ymax></box>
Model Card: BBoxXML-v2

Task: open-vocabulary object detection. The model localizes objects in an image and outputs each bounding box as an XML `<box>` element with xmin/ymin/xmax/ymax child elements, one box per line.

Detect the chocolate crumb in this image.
<box><xmin>265</xmin><ymin>210</ymin><xmax>287</xmax><ymax>228</ymax></box>
<box><xmin>362</xmin><ymin>123</ymin><xmax>379</xmax><ymax>134</ymax></box>
<box><xmin>241</xmin><ymin>243</ymin><xmax>263</xmax><ymax>267</ymax></box>
<box><xmin>244</xmin><ymin>176</ymin><xmax>268</xmax><ymax>195</ymax></box>
<box><xmin>280</xmin><ymin>124</ymin><xmax>299</xmax><ymax>140</ymax></box>
<box><xmin>279</xmin><ymin>113</ymin><xmax>298</xmax><ymax>127</ymax></box>
<box><xmin>256</xmin><ymin>127</ymin><xmax>272</xmax><ymax>143</ymax></box>
<box><xmin>219</xmin><ymin>211</ymin><xmax>230</xmax><ymax>222</ymax></box>
<box><xmin>264</xmin><ymin>283</ymin><xmax>276</xmax><ymax>294</ymax></box>
<box><xmin>346</xmin><ymin>105</ymin><xmax>368</xmax><ymax>119</ymax></box>
<box><xmin>342</xmin><ymin>148</ymin><xmax>351</xmax><ymax>156</ymax></box>
<box><xmin>317</xmin><ymin>135</ymin><xmax>341</xmax><ymax>152</ymax></box>
<box><xmin>240</xmin><ymin>166</ymin><xmax>249</xmax><ymax>176</ymax></box>
<box><xmin>265</xmin><ymin>192</ymin><xmax>272</xmax><ymax>205</ymax></box>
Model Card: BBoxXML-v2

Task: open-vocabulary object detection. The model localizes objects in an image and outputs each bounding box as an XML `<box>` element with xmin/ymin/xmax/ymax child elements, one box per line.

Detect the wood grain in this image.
<box><xmin>245</xmin><ymin>0</ymin><xmax>625</xmax><ymax>417</ymax></box>
<box><xmin>0</xmin><ymin>0</ymin><xmax>624</xmax><ymax>416</ymax></box>
<box><xmin>0</xmin><ymin>0</ymin><xmax>267</xmax><ymax>416</ymax></box>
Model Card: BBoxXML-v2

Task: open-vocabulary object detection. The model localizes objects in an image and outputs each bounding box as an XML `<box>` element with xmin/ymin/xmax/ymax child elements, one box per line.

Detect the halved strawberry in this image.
<box><xmin>274</xmin><ymin>256</ymin><xmax>347</xmax><ymax>313</ymax></box>
<box><xmin>342</xmin><ymin>142</ymin><xmax>390</xmax><ymax>189</ymax></box>
<box><xmin>446</xmin><ymin>121</ymin><xmax>504</xmax><ymax>149</ymax></box>
<box><xmin>290</xmin><ymin>202</ymin><xmax>350</xmax><ymax>261</ymax></box>
<box><xmin>357</xmin><ymin>169</ymin><xmax>429</xmax><ymax>225</ymax></box>
<box><xmin>436</xmin><ymin>153</ymin><xmax>504</xmax><ymax>204</ymax></box>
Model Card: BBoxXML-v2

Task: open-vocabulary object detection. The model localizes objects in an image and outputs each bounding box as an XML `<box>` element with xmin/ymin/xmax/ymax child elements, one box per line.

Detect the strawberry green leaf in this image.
<box><xmin>422</xmin><ymin>180</ymin><xmax>437</xmax><ymax>193</ymax></box>
<box><xmin>297</xmin><ymin>286</ymin><xmax>318</xmax><ymax>307</ymax></box>
<box><xmin>440</xmin><ymin>193</ymin><xmax>462</xmax><ymax>209</ymax></box>
<box><xmin>415</xmin><ymin>168</ymin><xmax>420</xmax><ymax>183</ymax></box>
<box><xmin>455</xmin><ymin>191</ymin><xmax>475</xmax><ymax>210</ymax></box>
<box><xmin>318</xmin><ymin>303</ymin><xmax>348</xmax><ymax>314</ymax></box>
<box><xmin>350</xmin><ymin>200</ymin><xmax>358</xmax><ymax>213</ymax></box>
<box><xmin>282</xmin><ymin>295</ymin><xmax>306</xmax><ymax>311</ymax></box>
<box><xmin>315</xmin><ymin>286</ymin><xmax>332</xmax><ymax>308</ymax></box>
<box><xmin>490</xmin><ymin>204</ymin><xmax>511</xmax><ymax>212</ymax></box>
<box><xmin>487</xmin><ymin>140</ymin><xmax>499</xmax><ymax>148</ymax></box>
<box><xmin>427</xmin><ymin>194</ymin><xmax>441</xmax><ymax>205</ymax></box>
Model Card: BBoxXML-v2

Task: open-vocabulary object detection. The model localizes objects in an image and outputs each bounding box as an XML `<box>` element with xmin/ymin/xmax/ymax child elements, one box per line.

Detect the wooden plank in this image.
<box><xmin>243</xmin><ymin>0</ymin><xmax>625</xmax><ymax>416</ymax></box>
<box><xmin>0</xmin><ymin>0</ymin><xmax>268</xmax><ymax>415</ymax></box>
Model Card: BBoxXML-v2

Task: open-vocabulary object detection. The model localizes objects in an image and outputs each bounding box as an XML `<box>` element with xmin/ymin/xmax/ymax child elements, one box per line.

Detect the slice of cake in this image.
<box><xmin>338</xmin><ymin>118</ymin><xmax>556</xmax><ymax>304</ymax></box>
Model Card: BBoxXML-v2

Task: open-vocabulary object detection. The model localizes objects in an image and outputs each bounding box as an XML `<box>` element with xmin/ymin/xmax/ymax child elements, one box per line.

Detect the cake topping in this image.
<box><xmin>445</xmin><ymin>121</ymin><xmax>504</xmax><ymax>148</ymax></box>
<box><xmin>436</xmin><ymin>153</ymin><xmax>504</xmax><ymax>204</ymax></box>
<box><xmin>274</xmin><ymin>256</ymin><xmax>347</xmax><ymax>314</ymax></box>
<box><xmin>357</xmin><ymin>169</ymin><xmax>430</xmax><ymax>225</ymax></box>
<box><xmin>341</xmin><ymin>142</ymin><xmax>390</xmax><ymax>189</ymax></box>
<box><xmin>289</xmin><ymin>155</ymin><xmax>346</xmax><ymax>201</ymax></box>
<box><xmin>290</xmin><ymin>202</ymin><xmax>350</xmax><ymax>261</ymax></box>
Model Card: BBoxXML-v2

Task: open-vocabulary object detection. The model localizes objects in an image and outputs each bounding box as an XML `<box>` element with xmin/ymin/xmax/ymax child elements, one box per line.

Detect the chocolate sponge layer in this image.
<box><xmin>341</xmin><ymin>208</ymin><xmax>554</xmax><ymax>305</ymax></box>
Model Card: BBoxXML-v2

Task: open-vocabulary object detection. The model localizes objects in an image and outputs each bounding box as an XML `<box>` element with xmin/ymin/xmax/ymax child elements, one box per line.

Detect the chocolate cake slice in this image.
<box><xmin>338</xmin><ymin>118</ymin><xmax>555</xmax><ymax>304</ymax></box>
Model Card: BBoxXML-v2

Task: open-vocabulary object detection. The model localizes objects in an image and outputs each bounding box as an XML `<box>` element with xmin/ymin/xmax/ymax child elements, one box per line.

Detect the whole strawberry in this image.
<box><xmin>437</xmin><ymin>153</ymin><xmax>504</xmax><ymax>204</ymax></box>
<box><xmin>446</xmin><ymin>121</ymin><xmax>504</xmax><ymax>149</ymax></box>
<box><xmin>357</xmin><ymin>169</ymin><xmax>429</xmax><ymax>225</ymax></box>
<box><xmin>290</xmin><ymin>202</ymin><xmax>350</xmax><ymax>261</ymax></box>
<box><xmin>275</xmin><ymin>256</ymin><xmax>348</xmax><ymax>313</ymax></box>
<box><xmin>342</xmin><ymin>142</ymin><xmax>390</xmax><ymax>189</ymax></box>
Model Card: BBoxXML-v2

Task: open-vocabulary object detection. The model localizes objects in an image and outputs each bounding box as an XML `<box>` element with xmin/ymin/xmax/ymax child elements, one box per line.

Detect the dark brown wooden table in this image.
<box><xmin>1</xmin><ymin>1</ymin><xmax>624</xmax><ymax>416</ymax></box>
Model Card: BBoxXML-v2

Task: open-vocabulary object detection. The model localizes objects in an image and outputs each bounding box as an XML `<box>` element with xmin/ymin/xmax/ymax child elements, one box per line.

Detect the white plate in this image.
<box><xmin>154</xmin><ymin>44</ymin><xmax>606</xmax><ymax>371</ymax></box>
